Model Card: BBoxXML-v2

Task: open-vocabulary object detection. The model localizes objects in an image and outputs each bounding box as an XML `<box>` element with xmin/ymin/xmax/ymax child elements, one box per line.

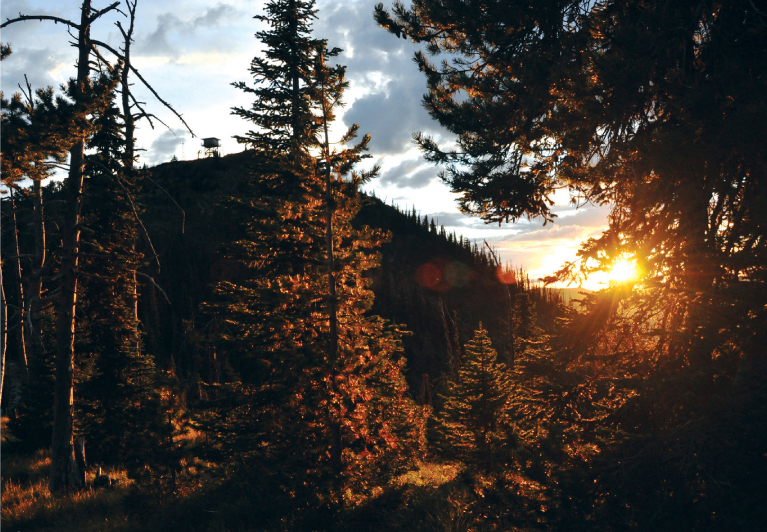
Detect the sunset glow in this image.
<box><xmin>608</xmin><ymin>258</ymin><xmax>637</xmax><ymax>283</ymax></box>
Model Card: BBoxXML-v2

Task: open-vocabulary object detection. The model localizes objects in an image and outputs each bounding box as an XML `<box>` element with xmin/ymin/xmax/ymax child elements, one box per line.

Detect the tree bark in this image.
<box><xmin>9</xmin><ymin>191</ymin><xmax>30</xmax><ymax>381</ymax></box>
<box><xmin>1</xmin><ymin>281</ymin><xmax>7</xmax><ymax>411</ymax></box>
<box><xmin>25</xmin><ymin>178</ymin><xmax>46</xmax><ymax>367</ymax></box>
<box><xmin>120</xmin><ymin>0</ymin><xmax>142</xmax><ymax>363</ymax></box>
<box><xmin>319</xmin><ymin>50</ymin><xmax>341</xmax><ymax>473</ymax></box>
<box><xmin>288</xmin><ymin>0</ymin><xmax>300</xmax><ymax>145</ymax></box>
<box><xmin>50</xmin><ymin>0</ymin><xmax>92</xmax><ymax>493</ymax></box>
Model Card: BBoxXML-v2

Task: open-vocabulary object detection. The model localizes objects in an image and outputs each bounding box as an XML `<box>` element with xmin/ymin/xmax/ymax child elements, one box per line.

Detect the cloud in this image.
<box><xmin>343</xmin><ymin>76</ymin><xmax>440</xmax><ymax>155</ymax></box>
<box><xmin>0</xmin><ymin>1</ymin><xmax>77</xmax><ymax>92</ymax></box>
<box><xmin>135</xmin><ymin>3</ymin><xmax>240</xmax><ymax>60</ymax></box>
<box><xmin>480</xmin><ymin>204</ymin><xmax>610</xmax><ymax>277</ymax></box>
<box><xmin>554</xmin><ymin>204</ymin><xmax>611</xmax><ymax>227</ymax></box>
<box><xmin>145</xmin><ymin>129</ymin><xmax>190</xmax><ymax>165</ymax></box>
<box><xmin>421</xmin><ymin>211</ymin><xmax>473</xmax><ymax>227</ymax></box>
<box><xmin>314</xmin><ymin>0</ymin><xmax>451</xmax><ymax>156</ymax></box>
<box><xmin>138</xmin><ymin>13</ymin><xmax>184</xmax><ymax>59</ymax></box>
<box><xmin>0</xmin><ymin>47</ymin><xmax>70</xmax><ymax>92</ymax></box>
<box><xmin>315</xmin><ymin>0</ymin><xmax>415</xmax><ymax>74</ymax></box>
<box><xmin>378</xmin><ymin>156</ymin><xmax>440</xmax><ymax>188</ymax></box>
<box><xmin>191</xmin><ymin>4</ymin><xmax>236</xmax><ymax>28</ymax></box>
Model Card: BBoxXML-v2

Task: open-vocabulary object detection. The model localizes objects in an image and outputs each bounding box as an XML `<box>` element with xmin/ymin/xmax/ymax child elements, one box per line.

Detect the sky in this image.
<box><xmin>1</xmin><ymin>0</ymin><xmax>611</xmax><ymax>288</ymax></box>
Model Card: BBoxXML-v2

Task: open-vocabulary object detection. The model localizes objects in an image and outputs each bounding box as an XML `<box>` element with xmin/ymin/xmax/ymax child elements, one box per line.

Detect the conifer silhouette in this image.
<box><xmin>432</xmin><ymin>324</ymin><xmax>511</xmax><ymax>470</ymax></box>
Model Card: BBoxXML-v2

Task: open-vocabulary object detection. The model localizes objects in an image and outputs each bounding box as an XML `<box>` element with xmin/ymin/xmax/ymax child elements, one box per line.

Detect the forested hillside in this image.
<box><xmin>3</xmin><ymin>0</ymin><xmax>767</xmax><ymax>531</ymax></box>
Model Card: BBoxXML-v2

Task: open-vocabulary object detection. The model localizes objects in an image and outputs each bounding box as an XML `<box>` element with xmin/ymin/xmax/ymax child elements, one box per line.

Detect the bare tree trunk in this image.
<box><xmin>25</xmin><ymin>178</ymin><xmax>46</xmax><ymax>367</ymax></box>
<box><xmin>1</xmin><ymin>281</ymin><xmax>7</xmax><ymax>411</ymax></box>
<box><xmin>9</xmin><ymin>191</ymin><xmax>30</xmax><ymax>381</ymax></box>
<box><xmin>50</xmin><ymin>0</ymin><xmax>92</xmax><ymax>493</ymax></box>
<box><xmin>440</xmin><ymin>299</ymin><xmax>457</xmax><ymax>380</ymax></box>
<box><xmin>120</xmin><ymin>0</ymin><xmax>142</xmax><ymax>361</ymax></box>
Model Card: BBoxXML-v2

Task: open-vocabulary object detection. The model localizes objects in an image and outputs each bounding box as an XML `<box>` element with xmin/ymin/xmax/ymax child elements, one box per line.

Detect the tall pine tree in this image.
<box><xmin>201</xmin><ymin>0</ymin><xmax>425</xmax><ymax>504</ymax></box>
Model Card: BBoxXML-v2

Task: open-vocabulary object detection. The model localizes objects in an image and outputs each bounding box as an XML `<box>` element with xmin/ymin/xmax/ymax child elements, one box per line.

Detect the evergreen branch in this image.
<box><xmin>84</xmin><ymin>159</ymin><xmax>162</xmax><ymax>271</ymax></box>
<box><xmin>749</xmin><ymin>0</ymin><xmax>767</xmax><ymax>17</ymax></box>
<box><xmin>114</xmin><ymin>174</ymin><xmax>162</xmax><ymax>272</ymax></box>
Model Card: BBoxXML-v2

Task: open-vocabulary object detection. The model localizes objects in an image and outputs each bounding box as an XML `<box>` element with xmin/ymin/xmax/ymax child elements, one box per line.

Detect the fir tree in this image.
<box><xmin>515</xmin><ymin>292</ymin><xmax>534</xmax><ymax>342</ymax></box>
<box><xmin>431</xmin><ymin>324</ymin><xmax>511</xmax><ymax>471</ymax></box>
<box><xmin>231</xmin><ymin>0</ymin><xmax>320</xmax><ymax>153</ymax></box>
<box><xmin>78</xmin><ymin>90</ymin><xmax>179</xmax><ymax>481</ymax></box>
<box><xmin>202</xmin><ymin>0</ymin><xmax>425</xmax><ymax>503</ymax></box>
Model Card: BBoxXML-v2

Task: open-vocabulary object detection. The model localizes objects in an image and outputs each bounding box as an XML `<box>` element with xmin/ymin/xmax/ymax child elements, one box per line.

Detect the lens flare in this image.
<box><xmin>609</xmin><ymin>258</ymin><xmax>637</xmax><ymax>282</ymax></box>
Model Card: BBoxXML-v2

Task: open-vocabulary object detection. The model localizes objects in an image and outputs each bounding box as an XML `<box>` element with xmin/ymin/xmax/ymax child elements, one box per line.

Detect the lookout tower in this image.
<box><xmin>201</xmin><ymin>137</ymin><xmax>221</xmax><ymax>158</ymax></box>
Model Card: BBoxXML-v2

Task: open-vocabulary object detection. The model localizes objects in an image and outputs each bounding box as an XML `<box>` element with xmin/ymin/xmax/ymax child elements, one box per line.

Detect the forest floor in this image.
<box><xmin>1</xmin><ymin>435</ymin><xmax>547</xmax><ymax>532</ymax></box>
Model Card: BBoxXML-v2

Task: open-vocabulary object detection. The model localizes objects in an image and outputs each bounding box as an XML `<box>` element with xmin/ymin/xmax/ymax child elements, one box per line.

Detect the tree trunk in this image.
<box><xmin>288</xmin><ymin>0</ymin><xmax>300</xmax><ymax>145</ymax></box>
<box><xmin>120</xmin><ymin>2</ymin><xmax>142</xmax><ymax>364</ymax></box>
<box><xmin>319</xmin><ymin>52</ymin><xmax>341</xmax><ymax>473</ymax></box>
<box><xmin>50</xmin><ymin>0</ymin><xmax>92</xmax><ymax>493</ymax></box>
<box><xmin>9</xmin><ymin>191</ymin><xmax>30</xmax><ymax>381</ymax></box>
<box><xmin>1</xmin><ymin>281</ymin><xmax>7</xmax><ymax>411</ymax></box>
<box><xmin>25</xmin><ymin>178</ymin><xmax>46</xmax><ymax>367</ymax></box>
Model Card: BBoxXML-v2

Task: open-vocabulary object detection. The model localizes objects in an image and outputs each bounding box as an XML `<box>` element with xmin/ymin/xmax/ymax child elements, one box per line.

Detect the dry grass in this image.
<box><xmin>1</xmin><ymin>449</ymin><xmax>135</xmax><ymax>532</ymax></box>
<box><xmin>395</xmin><ymin>461</ymin><xmax>461</xmax><ymax>487</ymax></box>
<box><xmin>0</xmin><ymin>443</ymin><xmax>233</xmax><ymax>532</ymax></box>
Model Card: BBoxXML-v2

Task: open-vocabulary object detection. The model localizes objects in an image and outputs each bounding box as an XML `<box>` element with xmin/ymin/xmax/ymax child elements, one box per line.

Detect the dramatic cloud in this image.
<box><xmin>314</xmin><ymin>0</ymin><xmax>451</xmax><ymax>156</ymax></box>
<box><xmin>315</xmin><ymin>0</ymin><xmax>416</xmax><ymax>75</ymax></box>
<box><xmin>483</xmin><ymin>205</ymin><xmax>611</xmax><ymax>283</ymax></box>
<box><xmin>344</xmin><ymin>81</ymin><xmax>434</xmax><ymax>155</ymax></box>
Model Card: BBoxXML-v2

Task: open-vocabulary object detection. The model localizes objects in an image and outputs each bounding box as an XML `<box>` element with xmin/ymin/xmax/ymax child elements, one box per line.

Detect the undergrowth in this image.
<box><xmin>2</xmin><ymin>442</ymin><xmax>543</xmax><ymax>532</ymax></box>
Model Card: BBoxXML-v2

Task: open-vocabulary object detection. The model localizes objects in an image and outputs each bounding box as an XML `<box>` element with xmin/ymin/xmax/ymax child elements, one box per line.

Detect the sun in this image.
<box><xmin>609</xmin><ymin>258</ymin><xmax>638</xmax><ymax>283</ymax></box>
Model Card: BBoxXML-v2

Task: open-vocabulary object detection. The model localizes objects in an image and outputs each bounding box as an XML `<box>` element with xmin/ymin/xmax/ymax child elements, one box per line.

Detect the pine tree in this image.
<box><xmin>202</xmin><ymin>0</ymin><xmax>425</xmax><ymax>503</ymax></box>
<box><xmin>231</xmin><ymin>0</ymin><xmax>320</xmax><ymax>153</ymax></box>
<box><xmin>431</xmin><ymin>324</ymin><xmax>511</xmax><ymax>471</ymax></box>
<box><xmin>78</xmin><ymin>90</ymin><xmax>178</xmax><ymax>480</ymax></box>
<box><xmin>515</xmin><ymin>292</ymin><xmax>534</xmax><ymax>342</ymax></box>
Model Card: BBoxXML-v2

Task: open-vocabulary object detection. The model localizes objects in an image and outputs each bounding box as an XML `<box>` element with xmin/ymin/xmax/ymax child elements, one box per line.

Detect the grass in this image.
<box><xmin>394</xmin><ymin>461</ymin><xmax>461</xmax><ymax>487</ymax></box>
<box><xmin>0</xmin><ymin>441</ymin><xmax>230</xmax><ymax>532</ymax></box>
<box><xmin>1</xmin><ymin>448</ymin><xmax>135</xmax><ymax>532</ymax></box>
<box><xmin>1</xmin><ymin>439</ymin><xmax>543</xmax><ymax>532</ymax></box>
